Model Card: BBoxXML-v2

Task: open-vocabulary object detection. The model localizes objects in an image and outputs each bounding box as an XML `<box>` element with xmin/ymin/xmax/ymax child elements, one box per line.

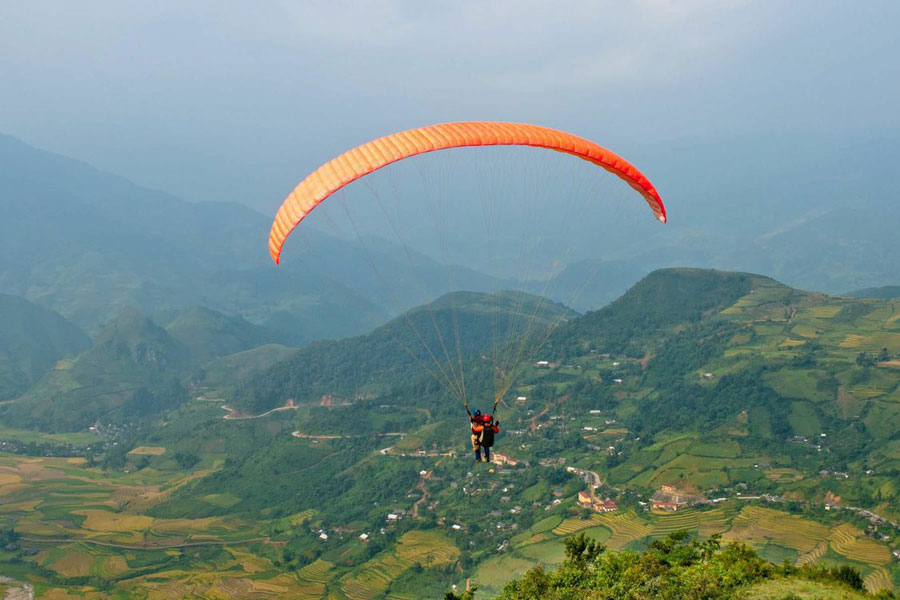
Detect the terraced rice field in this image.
<box><xmin>128</xmin><ymin>446</ymin><xmax>166</xmax><ymax>456</ymax></box>
<box><xmin>841</xmin><ymin>332</ymin><xmax>900</xmax><ymax>351</ymax></box>
<box><xmin>765</xmin><ymin>468</ymin><xmax>804</xmax><ymax>482</ymax></box>
<box><xmin>473</xmin><ymin>555</ymin><xmax>540</xmax><ymax>598</ymax></box>
<box><xmin>829</xmin><ymin>523</ymin><xmax>891</xmax><ymax>565</ymax></box>
<box><xmin>517</xmin><ymin>539</ymin><xmax>568</xmax><ymax>564</ymax></box>
<box><xmin>552</xmin><ymin>515</ymin><xmax>604</xmax><ymax>536</ymax></box>
<box><xmin>807</xmin><ymin>305</ymin><xmax>843</xmax><ymax>318</ymax></box>
<box><xmin>839</xmin><ymin>334</ymin><xmax>867</xmax><ymax>348</ymax></box>
<box><xmin>340</xmin><ymin>531</ymin><xmax>458</xmax><ymax>600</ymax></box>
<box><xmin>74</xmin><ymin>509</ymin><xmax>155</xmax><ymax>533</ymax></box>
<box><xmin>211</xmin><ymin>577</ymin><xmax>273</xmax><ymax>599</ymax></box>
<box><xmin>781</xmin><ymin>338</ymin><xmax>807</xmax><ymax>348</ymax></box>
<box><xmin>724</xmin><ymin>506</ymin><xmax>829</xmax><ymax>554</ymax></box>
<box><xmin>518</xmin><ymin>532</ymin><xmax>551</xmax><ymax>546</ymax></box>
<box><xmin>699</xmin><ymin>506</ymin><xmax>737</xmax><ymax>537</ymax></box>
<box><xmin>649</xmin><ymin>509</ymin><xmax>700</xmax><ymax>538</ymax></box>
<box><xmin>791</xmin><ymin>324</ymin><xmax>819</xmax><ymax>338</ymax></box>
<box><xmin>530</xmin><ymin>515</ymin><xmax>563</xmax><ymax>534</ymax></box>
<box><xmin>289</xmin><ymin>509</ymin><xmax>316</xmax><ymax>526</ymax></box>
<box><xmin>341</xmin><ymin>553</ymin><xmax>413</xmax><ymax>600</ymax></box>
<box><xmin>395</xmin><ymin>531</ymin><xmax>458</xmax><ymax>565</ymax></box>
<box><xmin>0</xmin><ymin>473</ymin><xmax>22</xmax><ymax>486</ymax></box>
<box><xmin>796</xmin><ymin>541</ymin><xmax>828</xmax><ymax>566</ymax></box>
<box><xmin>864</xmin><ymin>568</ymin><xmax>894</xmax><ymax>595</ymax></box>
<box><xmin>593</xmin><ymin>511</ymin><xmax>653</xmax><ymax>550</ymax></box>
<box><xmin>47</xmin><ymin>549</ymin><xmax>94</xmax><ymax>577</ymax></box>
<box><xmin>849</xmin><ymin>385</ymin><xmax>889</xmax><ymax>400</ymax></box>
<box><xmin>293</xmin><ymin>559</ymin><xmax>334</xmax><ymax>599</ymax></box>
<box><xmin>250</xmin><ymin>574</ymin><xmax>306</xmax><ymax>596</ymax></box>
<box><xmin>299</xmin><ymin>558</ymin><xmax>334</xmax><ymax>584</ymax></box>
<box><xmin>224</xmin><ymin>548</ymin><xmax>270</xmax><ymax>574</ymax></box>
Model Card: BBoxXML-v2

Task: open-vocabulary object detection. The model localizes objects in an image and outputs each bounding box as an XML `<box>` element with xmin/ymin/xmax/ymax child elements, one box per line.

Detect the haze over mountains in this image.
<box><xmin>2</xmin><ymin>132</ymin><xmax>899</xmax><ymax>341</ymax></box>
<box><xmin>2</xmin><ymin>131</ymin><xmax>898</xmax><ymax>429</ymax></box>
<box><xmin>283</xmin><ymin>131</ymin><xmax>900</xmax><ymax>300</ymax></box>
<box><xmin>0</xmin><ymin>134</ymin><xmax>513</xmax><ymax>343</ymax></box>
<box><xmin>3</xmin><ymin>147</ymin><xmax>900</xmax><ymax>596</ymax></box>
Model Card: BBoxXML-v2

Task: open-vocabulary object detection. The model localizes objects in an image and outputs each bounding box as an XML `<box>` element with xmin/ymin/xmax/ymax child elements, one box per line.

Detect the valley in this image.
<box><xmin>2</xmin><ymin>269</ymin><xmax>899</xmax><ymax>597</ymax></box>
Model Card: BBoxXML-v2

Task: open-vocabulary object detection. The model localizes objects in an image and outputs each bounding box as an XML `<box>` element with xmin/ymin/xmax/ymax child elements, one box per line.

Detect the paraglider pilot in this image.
<box><xmin>466</xmin><ymin>406</ymin><xmax>500</xmax><ymax>462</ymax></box>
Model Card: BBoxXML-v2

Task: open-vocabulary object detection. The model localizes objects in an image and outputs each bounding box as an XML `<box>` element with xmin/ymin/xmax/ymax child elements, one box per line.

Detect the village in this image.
<box><xmin>301</xmin><ymin>352</ymin><xmax>900</xmax><ymax>572</ymax></box>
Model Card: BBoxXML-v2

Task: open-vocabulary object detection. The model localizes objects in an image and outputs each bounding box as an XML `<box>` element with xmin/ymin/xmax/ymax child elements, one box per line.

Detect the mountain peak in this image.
<box><xmin>549</xmin><ymin>268</ymin><xmax>784</xmax><ymax>358</ymax></box>
<box><xmin>92</xmin><ymin>306</ymin><xmax>184</xmax><ymax>369</ymax></box>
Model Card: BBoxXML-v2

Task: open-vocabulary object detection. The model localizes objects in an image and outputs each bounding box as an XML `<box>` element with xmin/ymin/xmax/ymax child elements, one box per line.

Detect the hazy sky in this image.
<box><xmin>3</xmin><ymin>1</ymin><xmax>899</xmax><ymax>212</ymax></box>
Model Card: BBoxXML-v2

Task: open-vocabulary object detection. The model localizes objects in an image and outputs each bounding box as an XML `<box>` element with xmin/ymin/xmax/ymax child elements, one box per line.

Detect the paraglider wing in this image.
<box><xmin>269</xmin><ymin>121</ymin><xmax>666</xmax><ymax>264</ymax></box>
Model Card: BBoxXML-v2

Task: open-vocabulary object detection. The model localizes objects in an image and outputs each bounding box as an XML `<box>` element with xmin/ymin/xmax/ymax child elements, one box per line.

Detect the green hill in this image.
<box><xmin>3</xmin><ymin>307</ymin><xmax>188</xmax><ymax>431</ymax></box>
<box><xmin>0</xmin><ymin>294</ymin><xmax>90</xmax><ymax>400</ymax></box>
<box><xmin>230</xmin><ymin>290</ymin><xmax>577</xmax><ymax>414</ymax></box>
<box><xmin>1</xmin><ymin>305</ymin><xmax>289</xmax><ymax>431</ymax></box>
<box><xmin>529</xmin><ymin>268</ymin><xmax>900</xmax><ymax>514</ymax></box>
<box><xmin>193</xmin><ymin>343</ymin><xmax>299</xmax><ymax>392</ymax></box>
<box><xmin>548</xmin><ymin>268</ymin><xmax>769</xmax><ymax>357</ymax></box>
<box><xmin>165</xmin><ymin>306</ymin><xmax>276</xmax><ymax>365</ymax></box>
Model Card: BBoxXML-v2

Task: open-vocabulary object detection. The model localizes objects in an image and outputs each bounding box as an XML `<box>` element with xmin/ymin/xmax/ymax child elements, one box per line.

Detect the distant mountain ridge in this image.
<box><xmin>0</xmin><ymin>133</ymin><xmax>516</xmax><ymax>345</ymax></box>
<box><xmin>6</xmin><ymin>130</ymin><xmax>898</xmax><ymax>353</ymax></box>
<box><xmin>0</xmin><ymin>288</ymin><xmax>575</xmax><ymax>430</ymax></box>
<box><xmin>847</xmin><ymin>285</ymin><xmax>900</xmax><ymax>299</ymax></box>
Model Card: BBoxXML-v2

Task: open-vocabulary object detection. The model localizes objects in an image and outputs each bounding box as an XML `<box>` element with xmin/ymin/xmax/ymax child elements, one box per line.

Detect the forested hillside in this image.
<box><xmin>0</xmin><ymin>293</ymin><xmax>89</xmax><ymax>400</ymax></box>
<box><xmin>2</xmin><ymin>305</ymin><xmax>283</xmax><ymax>431</ymax></box>
<box><xmin>546</xmin><ymin>268</ymin><xmax>761</xmax><ymax>357</ymax></box>
<box><xmin>230</xmin><ymin>290</ymin><xmax>576</xmax><ymax>414</ymax></box>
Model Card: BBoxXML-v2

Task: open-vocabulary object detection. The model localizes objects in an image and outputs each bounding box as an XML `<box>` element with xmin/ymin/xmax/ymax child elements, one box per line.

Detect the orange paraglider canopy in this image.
<box><xmin>269</xmin><ymin>121</ymin><xmax>665</xmax><ymax>264</ymax></box>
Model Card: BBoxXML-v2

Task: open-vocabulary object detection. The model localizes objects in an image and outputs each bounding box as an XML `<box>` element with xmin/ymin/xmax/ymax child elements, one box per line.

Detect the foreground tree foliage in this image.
<box><xmin>490</xmin><ymin>531</ymin><xmax>891</xmax><ymax>600</ymax></box>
